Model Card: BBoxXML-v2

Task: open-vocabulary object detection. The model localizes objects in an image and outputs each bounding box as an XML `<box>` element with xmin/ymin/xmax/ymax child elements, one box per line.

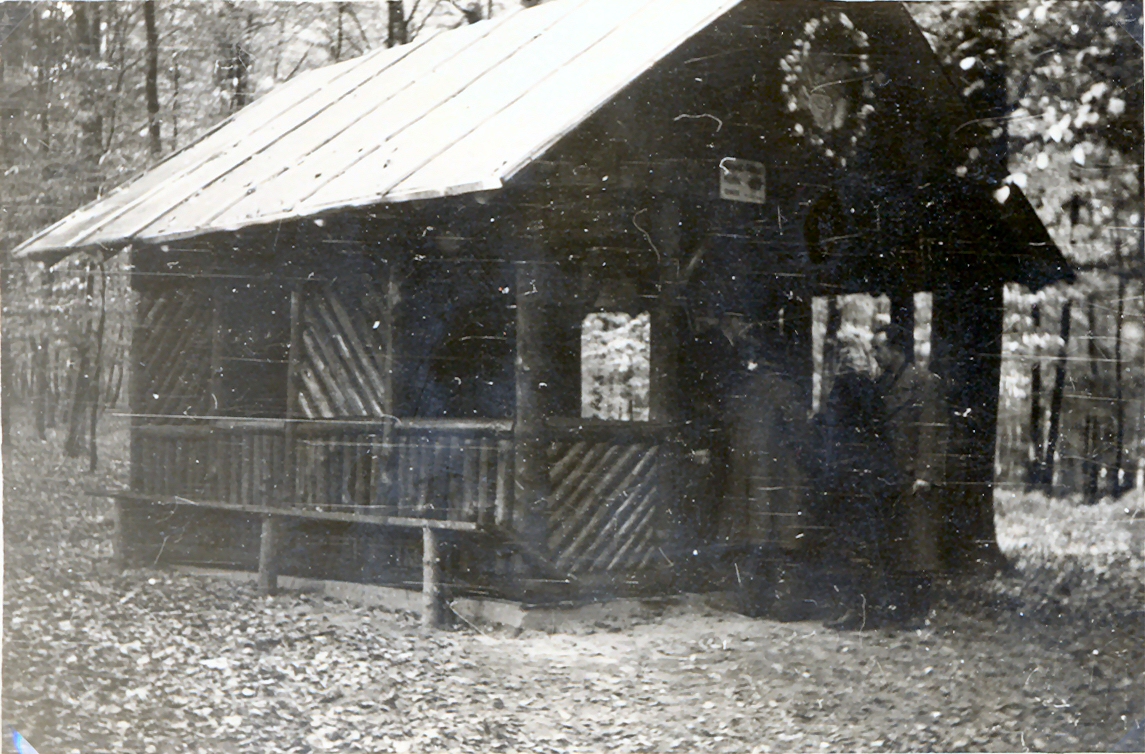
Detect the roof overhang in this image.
<box><xmin>14</xmin><ymin>0</ymin><xmax>743</xmax><ymax>260</ymax></box>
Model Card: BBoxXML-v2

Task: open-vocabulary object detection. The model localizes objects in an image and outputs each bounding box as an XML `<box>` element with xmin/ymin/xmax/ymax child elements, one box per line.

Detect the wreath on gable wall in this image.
<box><xmin>780</xmin><ymin>12</ymin><xmax>879</xmax><ymax>169</ymax></box>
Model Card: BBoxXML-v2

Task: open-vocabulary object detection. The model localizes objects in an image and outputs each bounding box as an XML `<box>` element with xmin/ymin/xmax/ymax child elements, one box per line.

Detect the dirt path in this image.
<box><xmin>3</xmin><ymin>421</ymin><xmax>1142</xmax><ymax>753</ymax></box>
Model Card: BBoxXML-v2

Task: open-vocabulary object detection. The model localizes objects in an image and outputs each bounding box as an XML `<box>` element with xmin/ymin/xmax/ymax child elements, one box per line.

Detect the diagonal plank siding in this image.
<box><xmin>296</xmin><ymin>281</ymin><xmax>391</xmax><ymax>419</ymax></box>
<box><xmin>546</xmin><ymin>438</ymin><xmax>666</xmax><ymax>574</ymax></box>
<box><xmin>135</xmin><ymin>286</ymin><xmax>214</xmax><ymax>419</ymax></box>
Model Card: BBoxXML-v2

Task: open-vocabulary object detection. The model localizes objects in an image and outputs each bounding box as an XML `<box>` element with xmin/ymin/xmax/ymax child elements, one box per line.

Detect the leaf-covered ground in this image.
<box><xmin>3</xmin><ymin>417</ymin><xmax>1142</xmax><ymax>753</ymax></box>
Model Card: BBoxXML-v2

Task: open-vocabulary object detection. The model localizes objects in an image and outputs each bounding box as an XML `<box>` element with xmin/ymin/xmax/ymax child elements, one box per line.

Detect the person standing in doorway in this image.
<box><xmin>819</xmin><ymin>335</ymin><xmax>897</xmax><ymax>630</ymax></box>
<box><xmin>873</xmin><ymin>322</ymin><xmax>949</xmax><ymax>625</ymax></box>
<box><xmin>718</xmin><ymin>321</ymin><xmax>812</xmax><ymax>619</ymax></box>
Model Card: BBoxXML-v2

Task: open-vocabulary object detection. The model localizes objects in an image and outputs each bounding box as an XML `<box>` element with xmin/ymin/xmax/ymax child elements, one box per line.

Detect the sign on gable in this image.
<box><xmin>719</xmin><ymin>158</ymin><xmax>766</xmax><ymax>204</ymax></box>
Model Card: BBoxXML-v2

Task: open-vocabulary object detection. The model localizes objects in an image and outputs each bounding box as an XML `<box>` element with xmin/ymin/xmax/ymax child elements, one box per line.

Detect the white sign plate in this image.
<box><xmin>719</xmin><ymin>158</ymin><xmax>766</xmax><ymax>204</ymax></box>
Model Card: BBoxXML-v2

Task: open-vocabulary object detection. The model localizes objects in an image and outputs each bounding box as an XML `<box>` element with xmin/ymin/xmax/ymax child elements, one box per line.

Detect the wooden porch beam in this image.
<box><xmin>89</xmin><ymin>491</ymin><xmax>482</xmax><ymax>531</ymax></box>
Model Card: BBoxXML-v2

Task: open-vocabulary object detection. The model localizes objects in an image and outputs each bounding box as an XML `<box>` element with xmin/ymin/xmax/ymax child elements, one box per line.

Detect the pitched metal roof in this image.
<box><xmin>15</xmin><ymin>0</ymin><xmax>743</xmax><ymax>258</ymax></box>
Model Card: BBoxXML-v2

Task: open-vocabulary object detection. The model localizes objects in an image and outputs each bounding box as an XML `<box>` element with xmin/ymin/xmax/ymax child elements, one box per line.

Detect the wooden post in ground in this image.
<box><xmin>208</xmin><ymin>282</ymin><xmax>225</xmax><ymax>415</ymax></box>
<box><xmin>258</xmin><ymin>514</ymin><xmax>279</xmax><ymax>594</ymax></box>
<box><xmin>125</xmin><ymin>272</ymin><xmax>151</xmax><ymax>566</ymax></box>
<box><xmin>422</xmin><ymin>525</ymin><xmax>442</xmax><ymax>628</ymax></box>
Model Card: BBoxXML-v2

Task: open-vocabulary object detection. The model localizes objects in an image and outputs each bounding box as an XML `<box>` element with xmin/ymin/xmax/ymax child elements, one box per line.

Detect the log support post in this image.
<box><xmin>125</xmin><ymin>271</ymin><xmax>150</xmax><ymax>567</ymax></box>
<box><xmin>208</xmin><ymin>281</ymin><xmax>225</xmax><ymax>415</ymax></box>
<box><xmin>650</xmin><ymin>197</ymin><xmax>681</xmax><ymax>424</ymax></box>
<box><xmin>513</xmin><ymin>257</ymin><xmax>554</xmax><ymax>548</ymax></box>
<box><xmin>890</xmin><ymin>290</ymin><xmax>915</xmax><ymax>364</ymax></box>
<box><xmin>283</xmin><ymin>287</ymin><xmax>303</xmax><ymax>502</ymax></box>
<box><xmin>648</xmin><ymin>197</ymin><xmax>683</xmax><ymax>552</ymax></box>
<box><xmin>932</xmin><ymin>281</ymin><xmax>1006</xmax><ymax>573</ymax></box>
<box><xmin>261</xmin><ymin>285</ymin><xmax>302</xmax><ymax>597</ymax></box>
<box><xmin>422</xmin><ymin>525</ymin><xmax>443</xmax><ymax>628</ymax></box>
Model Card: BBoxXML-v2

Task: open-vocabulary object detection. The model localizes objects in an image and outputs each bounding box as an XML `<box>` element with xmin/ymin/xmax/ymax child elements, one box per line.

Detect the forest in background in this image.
<box><xmin>910</xmin><ymin>0</ymin><xmax>1143</xmax><ymax>501</ymax></box>
<box><xmin>0</xmin><ymin>0</ymin><xmax>1141</xmax><ymax>505</ymax></box>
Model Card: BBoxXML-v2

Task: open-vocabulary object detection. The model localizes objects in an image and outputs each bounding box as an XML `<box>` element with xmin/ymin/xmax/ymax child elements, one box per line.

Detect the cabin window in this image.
<box><xmin>810</xmin><ymin>291</ymin><xmax>933</xmax><ymax>413</ymax></box>
<box><xmin>581</xmin><ymin>311</ymin><xmax>651</xmax><ymax>421</ymax></box>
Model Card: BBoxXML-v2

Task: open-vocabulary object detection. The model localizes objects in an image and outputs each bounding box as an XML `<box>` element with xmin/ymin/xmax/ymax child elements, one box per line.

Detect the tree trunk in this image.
<box><xmin>64</xmin><ymin>347</ymin><xmax>92</xmax><ymax>457</ymax></box>
<box><xmin>1083</xmin><ymin>416</ymin><xmax>1099</xmax><ymax>505</ymax></box>
<box><xmin>1026</xmin><ymin>301</ymin><xmax>1044</xmax><ymax>489</ymax></box>
<box><xmin>46</xmin><ymin>346</ymin><xmax>59</xmax><ymax>428</ymax></box>
<box><xmin>33</xmin><ymin>333</ymin><xmax>49</xmax><ymax>440</ymax></box>
<box><xmin>32</xmin><ymin>9</ymin><xmax>50</xmax><ymax>156</ymax></box>
<box><xmin>74</xmin><ymin>3</ymin><xmax>104</xmax><ymax>199</ymax></box>
<box><xmin>1042</xmin><ymin>299</ymin><xmax>1071</xmax><ymax>495</ymax></box>
<box><xmin>1082</xmin><ymin>295</ymin><xmax>1101</xmax><ymax>504</ymax></box>
<box><xmin>88</xmin><ymin>261</ymin><xmax>109</xmax><ymax>471</ymax></box>
<box><xmin>143</xmin><ymin>0</ymin><xmax>161</xmax><ymax>157</ymax></box>
<box><xmin>65</xmin><ymin>264</ymin><xmax>96</xmax><ymax>458</ymax></box>
<box><xmin>387</xmin><ymin>0</ymin><xmax>407</xmax><ymax>47</ymax></box>
<box><xmin>1112</xmin><ymin>237</ymin><xmax>1128</xmax><ymax>498</ymax></box>
<box><xmin>170</xmin><ymin>52</ymin><xmax>180</xmax><ymax>150</ymax></box>
<box><xmin>105</xmin><ymin>319</ymin><xmax>127</xmax><ymax>409</ymax></box>
<box><xmin>335</xmin><ymin>2</ymin><xmax>346</xmax><ymax>62</ymax></box>
<box><xmin>219</xmin><ymin>4</ymin><xmax>253</xmax><ymax>112</ymax></box>
<box><xmin>0</xmin><ymin>271</ymin><xmax>11</xmax><ymax>446</ymax></box>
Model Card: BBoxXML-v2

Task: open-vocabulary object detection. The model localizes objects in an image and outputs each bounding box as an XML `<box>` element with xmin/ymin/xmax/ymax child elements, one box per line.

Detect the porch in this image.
<box><xmin>113</xmin><ymin>410</ymin><xmax>684</xmax><ymax>620</ymax></box>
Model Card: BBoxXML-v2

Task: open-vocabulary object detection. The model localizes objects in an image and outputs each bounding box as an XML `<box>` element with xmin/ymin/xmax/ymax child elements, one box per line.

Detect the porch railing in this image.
<box><xmin>131</xmin><ymin>418</ymin><xmax>514</xmax><ymax>527</ymax></box>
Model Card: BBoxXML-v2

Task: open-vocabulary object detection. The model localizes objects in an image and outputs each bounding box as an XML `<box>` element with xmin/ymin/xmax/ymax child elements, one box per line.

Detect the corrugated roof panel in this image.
<box><xmin>78</xmin><ymin>38</ymin><xmax>436</xmax><ymax>245</ymax></box>
<box><xmin>41</xmin><ymin>49</ymin><xmax>387</xmax><ymax>248</ymax></box>
<box><xmin>145</xmin><ymin>19</ymin><xmax>507</xmax><ymax>237</ymax></box>
<box><xmin>390</xmin><ymin>0</ymin><xmax>743</xmax><ymax>200</ymax></box>
<box><xmin>210</xmin><ymin>0</ymin><xmax>588</xmax><ymax>229</ymax></box>
<box><xmin>300</xmin><ymin>0</ymin><xmax>662</xmax><ymax>215</ymax></box>
<box><xmin>14</xmin><ymin>0</ymin><xmax>744</xmax><ymax>257</ymax></box>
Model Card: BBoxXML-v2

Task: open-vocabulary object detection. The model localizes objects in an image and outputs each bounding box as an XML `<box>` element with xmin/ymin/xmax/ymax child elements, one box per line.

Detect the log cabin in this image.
<box><xmin>16</xmin><ymin>0</ymin><xmax>1072</xmax><ymax>621</ymax></box>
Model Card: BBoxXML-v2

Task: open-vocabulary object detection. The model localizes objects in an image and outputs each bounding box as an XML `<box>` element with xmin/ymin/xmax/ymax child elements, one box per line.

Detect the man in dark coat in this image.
<box><xmin>873</xmin><ymin>323</ymin><xmax>949</xmax><ymax>623</ymax></box>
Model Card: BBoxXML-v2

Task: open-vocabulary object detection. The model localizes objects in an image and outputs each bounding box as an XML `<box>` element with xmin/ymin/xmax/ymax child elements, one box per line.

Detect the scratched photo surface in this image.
<box><xmin>1</xmin><ymin>1</ymin><xmax>1142</xmax><ymax>752</ymax></box>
